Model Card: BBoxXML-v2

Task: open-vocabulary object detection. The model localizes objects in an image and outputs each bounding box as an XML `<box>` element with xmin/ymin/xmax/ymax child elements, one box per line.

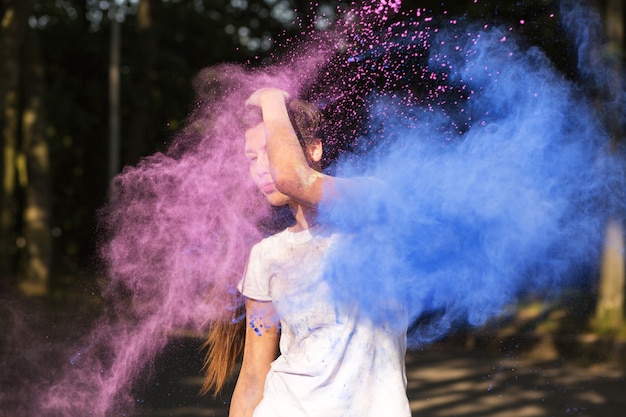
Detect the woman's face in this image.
<box><xmin>244</xmin><ymin>123</ymin><xmax>291</xmax><ymax>206</ymax></box>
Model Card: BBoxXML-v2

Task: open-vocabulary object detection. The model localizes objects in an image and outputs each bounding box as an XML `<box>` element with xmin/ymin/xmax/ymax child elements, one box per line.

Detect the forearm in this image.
<box><xmin>264</xmin><ymin>119</ymin><xmax>312</xmax><ymax>192</ymax></box>
<box><xmin>257</xmin><ymin>91</ymin><xmax>323</xmax><ymax>201</ymax></box>
<box><xmin>229</xmin><ymin>372</ymin><xmax>266</xmax><ymax>417</ymax></box>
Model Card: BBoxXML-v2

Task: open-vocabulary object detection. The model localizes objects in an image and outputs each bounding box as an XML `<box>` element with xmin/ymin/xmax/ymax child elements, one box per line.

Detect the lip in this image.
<box><xmin>261</xmin><ymin>183</ymin><xmax>276</xmax><ymax>193</ymax></box>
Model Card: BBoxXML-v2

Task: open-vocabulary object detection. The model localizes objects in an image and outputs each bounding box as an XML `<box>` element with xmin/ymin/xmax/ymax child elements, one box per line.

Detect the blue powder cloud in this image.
<box><xmin>318</xmin><ymin>16</ymin><xmax>625</xmax><ymax>346</ymax></box>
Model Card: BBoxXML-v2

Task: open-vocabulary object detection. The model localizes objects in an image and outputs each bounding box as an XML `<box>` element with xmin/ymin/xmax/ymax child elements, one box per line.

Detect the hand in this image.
<box><xmin>245</xmin><ymin>87</ymin><xmax>290</xmax><ymax>108</ymax></box>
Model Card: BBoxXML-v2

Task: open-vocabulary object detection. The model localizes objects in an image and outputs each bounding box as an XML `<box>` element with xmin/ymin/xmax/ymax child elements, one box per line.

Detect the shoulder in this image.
<box><xmin>249</xmin><ymin>228</ymin><xmax>290</xmax><ymax>256</ymax></box>
<box><xmin>255</xmin><ymin>228</ymin><xmax>290</xmax><ymax>247</ymax></box>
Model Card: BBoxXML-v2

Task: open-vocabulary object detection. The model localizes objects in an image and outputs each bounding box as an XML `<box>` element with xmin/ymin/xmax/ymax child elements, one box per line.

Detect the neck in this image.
<box><xmin>288</xmin><ymin>202</ymin><xmax>318</xmax><ymax>232</ymax></box>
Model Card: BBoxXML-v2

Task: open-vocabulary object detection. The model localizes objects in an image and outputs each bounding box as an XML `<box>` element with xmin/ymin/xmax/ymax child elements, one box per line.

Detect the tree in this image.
<box><xmin>595</xmin><ymin>220</ymin><xmax>625</xmax><ymax>333</ymax></box>
<box><xmin>0</xmin><ymin>0</ymin><xmax>36</xmax><ymax>290</ymax></box>
<box><xmin>124</xmin><ymin>0</ymin><xmax>155</xmax><ymax>167</ymax></box>
<box><xmin>593</xmin><ymin>0</ymin><xmax>625</xmax><ymax>334</ymax></box>
<box><xmin>18</xmin><ymin>23</ymin><xmax>51</xmax><ymax>297</ymax></box>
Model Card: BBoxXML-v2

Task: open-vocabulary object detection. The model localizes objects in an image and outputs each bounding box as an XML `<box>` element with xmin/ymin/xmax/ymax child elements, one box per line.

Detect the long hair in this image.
<box><xmin>199</xmin><ymin>302</ymin><xmax>245</xmax><ymax>396</ymax></box>
<box><xmin>200</xmin><ymin>97</ymin><xmax>322</xmax><ymax>396</ymax></box>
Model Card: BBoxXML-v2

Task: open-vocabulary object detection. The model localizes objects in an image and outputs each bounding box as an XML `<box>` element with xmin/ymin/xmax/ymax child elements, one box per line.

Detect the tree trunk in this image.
<box><xmin>1</xmin><ymin>83</ymin><xmax>19</xmax><ymax>289</ymax></box>
<box><xmin>604</xmin><ymin>0</ymin><xmax>624</xmax><ymax>146</ymax></box>
<box><xmin>595</xmin><ymin>220</ymin><xmax>625</xmax><ymax>333</ymax></box>
<box><xmin>17</xmin><ymin>22</ymin><xmax>51</xmax><ymax>297</ymax></box>
<box><xmin>0</xmin><ymin>0</ymin><xmax>34</xmax><ymax>113</ymax></box>
<box><xmin>126</xmin><ymin>0</ymin><xmax>156</xmax><ymax>166</ymax></box>
<box><xmin>0</xmin><ymin>0</ymin><xmax>35</xmax><ymax>289</ymax></box>
<box><xmin>109</xmin><ymin>3</ymin><xmax>122</xmax><ymax>180</ymax></box>
<box><xmin>594</xmin><ymin>0</ymin><xmax>624</xmax><ymax>333</ymax></box>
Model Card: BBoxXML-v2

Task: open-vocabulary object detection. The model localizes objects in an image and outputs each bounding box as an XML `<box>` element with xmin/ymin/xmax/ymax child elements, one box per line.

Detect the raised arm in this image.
<box><xmin>245</xmin><ymin>88</ymin><xmax>337</xmax><ymax>207</ymax></box>
<box><xmin>229</xmin><ymin>298</ymin><xmax>280</xmax><ymax>417</ymax></box>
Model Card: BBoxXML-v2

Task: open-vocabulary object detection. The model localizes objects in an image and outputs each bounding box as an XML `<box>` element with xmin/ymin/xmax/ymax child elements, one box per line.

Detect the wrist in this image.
<box><xmin>258</xmin><ymin>88</ymin><xmax>289</xmax><ymax>106</ymax></box>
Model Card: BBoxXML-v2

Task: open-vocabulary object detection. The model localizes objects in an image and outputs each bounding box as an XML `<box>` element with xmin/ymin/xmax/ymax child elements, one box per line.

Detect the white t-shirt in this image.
<box><xmin>238</xmin><ymin>226</ymin><xmax>411</xmax><ymax>417</ymax></box>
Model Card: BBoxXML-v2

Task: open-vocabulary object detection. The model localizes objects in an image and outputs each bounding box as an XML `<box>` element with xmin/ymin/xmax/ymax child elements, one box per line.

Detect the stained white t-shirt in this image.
<box><xmin>238</xmin><ymin>226</ymin><xmax>411</xmax><ymax>417</ymax></box>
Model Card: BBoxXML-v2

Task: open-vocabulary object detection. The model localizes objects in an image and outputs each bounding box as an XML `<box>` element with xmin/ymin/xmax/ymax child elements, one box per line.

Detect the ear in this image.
<box><xmin>306</xmin><ymin>138</ymin><xmax>323</xmax><ymax>164</ymax></box>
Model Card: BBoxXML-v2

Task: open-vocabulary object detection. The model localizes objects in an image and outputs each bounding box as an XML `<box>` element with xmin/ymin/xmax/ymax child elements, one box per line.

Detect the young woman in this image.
<box><xmin>202</xmin><ymin>87</ymin><xmax>411</xmax><ymax>417</ymax></box>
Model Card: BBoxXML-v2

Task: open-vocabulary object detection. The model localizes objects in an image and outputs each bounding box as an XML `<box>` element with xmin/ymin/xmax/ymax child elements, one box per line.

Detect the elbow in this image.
<box><xmin>273</xmin><ymin>175</ymin><xmax>297</xmax><ymax>197</ymax></box>
<box><xmin>272</xmin><ymin>166</ymin><xmax>307</xmax><ymax>197</ymax></box>
<box><xmin>270</xmin><ymin>161</ymin><xmax>323</xmax><ymax>205</ymax></box>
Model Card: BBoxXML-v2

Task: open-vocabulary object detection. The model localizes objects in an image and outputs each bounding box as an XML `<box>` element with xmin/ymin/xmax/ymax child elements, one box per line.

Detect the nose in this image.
<box><xmin>254</xmin><ymin>152</ymin><xmax>271</xmax><ymax>177</ymax></box>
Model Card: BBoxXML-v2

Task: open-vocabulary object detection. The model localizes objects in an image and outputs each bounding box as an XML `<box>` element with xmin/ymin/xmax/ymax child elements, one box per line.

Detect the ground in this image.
<box><xmin>131</xmin><ymin>336</ymin><xmax>626</xmax><ymax>417</ymax></box>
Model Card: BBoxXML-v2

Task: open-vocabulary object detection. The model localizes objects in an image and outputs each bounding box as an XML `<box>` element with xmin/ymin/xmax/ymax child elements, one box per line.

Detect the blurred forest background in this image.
<box><xmin>0</xmin><ymin>0</ymin><xmax>624</xmax><ymax>352</ymax></box>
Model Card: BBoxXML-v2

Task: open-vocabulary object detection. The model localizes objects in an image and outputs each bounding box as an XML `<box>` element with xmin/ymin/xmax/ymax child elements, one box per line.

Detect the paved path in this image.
<box><xmin>131</xmin><ymin>337</ymin><xmax>626</xmax><ymax>417</ymax></box>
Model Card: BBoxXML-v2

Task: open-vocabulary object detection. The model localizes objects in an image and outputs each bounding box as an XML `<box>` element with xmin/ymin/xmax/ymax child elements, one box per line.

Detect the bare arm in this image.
<box><xmin>246</xmin><ymin>88</ymin><xmax>338</xmax><ymax>207</ymax></box>
<box><xmin>229</xmin><ymin>298</ymin><xmax>280</xmax><ymax>417</ymax></box>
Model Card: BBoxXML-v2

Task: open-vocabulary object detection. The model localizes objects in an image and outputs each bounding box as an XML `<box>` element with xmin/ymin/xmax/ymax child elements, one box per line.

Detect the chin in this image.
<box><xmin>266</xmin><ymin>192</ymin><xmax>291</xmax><ymax>207</ymax></box>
